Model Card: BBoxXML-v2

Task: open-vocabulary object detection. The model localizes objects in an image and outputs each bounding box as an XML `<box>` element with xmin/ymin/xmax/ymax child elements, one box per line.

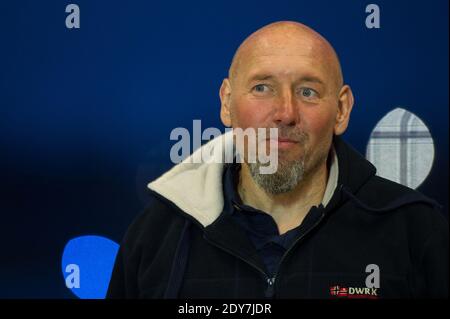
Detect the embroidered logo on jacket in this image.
<box><xmin>329</xmin><ymin>264</ymin><xmax>381</xmax><ymax>299</ymax></box>
<box><xmin>329</xmin><ymin>285</ymin><xmax>379</xmax><ymax>299</ymax></box>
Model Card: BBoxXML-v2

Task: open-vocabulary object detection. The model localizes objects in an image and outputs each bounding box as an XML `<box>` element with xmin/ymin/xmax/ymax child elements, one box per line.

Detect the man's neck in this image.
<box><xmin>237</xmin><ymin>158</ymin><xmax>329</xmax><ymax>235</ymax></box>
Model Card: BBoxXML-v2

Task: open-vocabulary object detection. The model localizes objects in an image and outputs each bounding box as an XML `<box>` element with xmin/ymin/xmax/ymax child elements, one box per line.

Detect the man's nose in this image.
<box><xmin>273</xmin><ymin>89</ymin><xmax>297</xmax><ymax>126</ymax></box>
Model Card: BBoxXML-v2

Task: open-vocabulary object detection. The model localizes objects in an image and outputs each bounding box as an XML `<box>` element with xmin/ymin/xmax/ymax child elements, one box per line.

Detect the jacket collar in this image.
<box><xmin>148</xmin><ymin>132</ymin><xmax>375</xmax><ymax>227</ymax></box>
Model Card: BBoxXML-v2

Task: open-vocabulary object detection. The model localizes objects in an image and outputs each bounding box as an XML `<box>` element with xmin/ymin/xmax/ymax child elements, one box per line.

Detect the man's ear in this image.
<box><xmin>219</xmin><ymin>78</ymin><xmax>232</xmax><ymax>127</ymax></box>
<box><xmin>334</xmin><ymin>85</ymin><xmax>354</xmax><ymax>135</ymax></box>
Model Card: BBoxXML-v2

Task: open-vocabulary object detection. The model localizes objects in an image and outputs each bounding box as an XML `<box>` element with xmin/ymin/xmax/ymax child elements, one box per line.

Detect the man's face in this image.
<box><xmin>226</xmin><ymin>36</ymin><xmax>342</xmax><ymax>184</ymax></box>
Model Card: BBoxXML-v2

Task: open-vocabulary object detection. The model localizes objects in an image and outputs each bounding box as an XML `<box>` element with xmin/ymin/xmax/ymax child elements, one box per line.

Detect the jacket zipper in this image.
<box><xmin>203</xmin><ymin>235</ymin><xmax>275</xmax><ymax>298</ymax></box>
<box><xmin>204</xmin><ymin>210</ymin><xmax>326</xmax><ymax>298</ymax></box>
<box><xmin>265</xmin><ymin>277</ymin><xmax>276</xmax><ymax>298</ymax></box>
<box><xmin>267</xmin><ymin>211</ymin><xmax>326</xmax><ymax>297</ymax></box>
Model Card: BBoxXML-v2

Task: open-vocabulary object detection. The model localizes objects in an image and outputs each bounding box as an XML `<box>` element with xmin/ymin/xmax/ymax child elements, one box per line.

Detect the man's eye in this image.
<box><xmin>299</xmin><ymin>88</ymin><xmax>318</xmax><ymax>99</ymax></box>
<box><xmin>253</xmin><ymin>84</ymin><xmax>270</xmax><ymax>93</ymax></box>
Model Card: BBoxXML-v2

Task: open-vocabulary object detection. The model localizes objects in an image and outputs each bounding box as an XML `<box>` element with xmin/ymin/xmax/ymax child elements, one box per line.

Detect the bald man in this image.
<box><xmin>107</xmin><ymin>21</ymin><xmax>448</xmax><ymax>299</ymax></box>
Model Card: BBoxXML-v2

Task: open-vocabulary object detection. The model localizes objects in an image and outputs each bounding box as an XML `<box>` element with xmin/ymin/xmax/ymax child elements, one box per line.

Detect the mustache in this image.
<box><xmin>258</xmin><ymin>126</ymin><xmax>309</xmax><ymax>143</ymax></box>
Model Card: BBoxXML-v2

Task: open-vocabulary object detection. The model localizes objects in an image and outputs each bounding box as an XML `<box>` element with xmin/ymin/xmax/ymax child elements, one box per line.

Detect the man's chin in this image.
<box><xmin>277</xmin><ymin>152</ymin><xmax>305</xmax><ymax>167</ymax></box>
<box><xmin>248</xmin><ymin>158</ymin><xmax>306</xmax><ymax>194</ymax></box>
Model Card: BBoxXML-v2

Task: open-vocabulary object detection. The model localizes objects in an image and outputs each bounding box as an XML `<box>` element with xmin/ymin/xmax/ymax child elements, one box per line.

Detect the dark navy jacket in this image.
<box><xmin>107</xmin><ymin>135</ymin><xmax>448</xmax><ymax>299</ymax></box>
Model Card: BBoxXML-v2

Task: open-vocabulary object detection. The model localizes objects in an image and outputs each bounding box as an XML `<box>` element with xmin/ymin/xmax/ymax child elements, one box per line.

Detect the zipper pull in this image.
<box><xmin>265</xmin><ymin>277</ymin><xmax>276</xmax><ymax>298</ymax></box>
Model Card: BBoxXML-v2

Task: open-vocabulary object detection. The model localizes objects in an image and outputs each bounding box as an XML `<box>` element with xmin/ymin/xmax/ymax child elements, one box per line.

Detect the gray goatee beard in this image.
<box><xmin>236</xmin><ymin>124</ymin><xmax>309</xmax><ymax>194</ymax></box>
<box><xmin>247</xmin><ymin>157</ymin><xmax>306</xmax><ymax>194</ymax></box>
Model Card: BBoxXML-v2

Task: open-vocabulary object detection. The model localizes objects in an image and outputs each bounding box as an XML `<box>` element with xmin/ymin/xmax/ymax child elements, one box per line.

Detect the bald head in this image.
<box><xmin>228</xmin><ymin>21</ymin><xmax>343</xmax><ymax>91</ymax></box>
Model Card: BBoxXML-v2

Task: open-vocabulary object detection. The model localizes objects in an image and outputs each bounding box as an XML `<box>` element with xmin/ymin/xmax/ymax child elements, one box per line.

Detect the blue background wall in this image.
<box><xmin>0</xmin><ymin>0</ymin><xmax>448</xmax><ymax>298</ymax></box>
